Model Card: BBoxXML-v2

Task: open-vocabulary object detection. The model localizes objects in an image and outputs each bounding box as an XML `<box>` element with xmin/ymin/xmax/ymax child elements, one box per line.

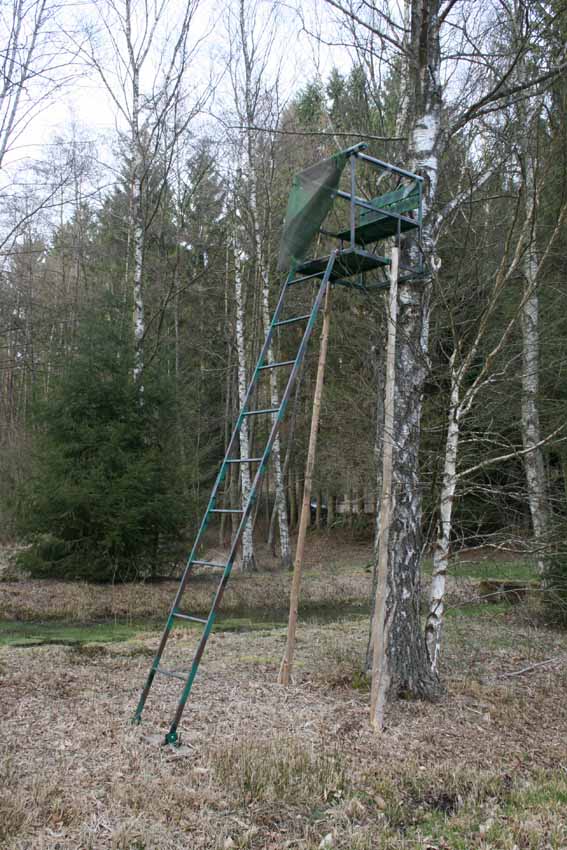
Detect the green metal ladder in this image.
<box><xmin>134</xmin><ymin>251</ymin><xmax>338</xmax><ymax>745</ymax></box>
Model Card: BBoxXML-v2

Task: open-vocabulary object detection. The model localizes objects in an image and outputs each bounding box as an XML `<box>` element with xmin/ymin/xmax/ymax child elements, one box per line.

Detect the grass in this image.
<box><xmin>0</xmin><ymin>616</ymin><xmax>289</xmax><ymax>647</ymax></box>
<box><xmin>0</xmin><ymin>619</ymin><xmax>144</xmax><ymax>646</ymax></box>
<box><xmin>420</xmin><ymin>555</ymin><xmax>538</xmax><ymax>582</ymax></box>
<box><xmin>394</xmin><ymin>767</ymin><xmax>567</xmax><ymax>850</ymax></box>
<box><xmin>1</xmin><ymin>540</ymin><xmax>566</xmax><ymax>850</ymax></box>
<box><xmin>446</xmin><ymin>600</ymin><xmax>510</xmax><ymax>619</ymax></box>
<box><xmin>450</xmin><ymin>557</ymin><xmax>537</xmax><ymax>582</ymax></box>
<box><xmin>210</xmin><ymin>737</ymin><xmax>349</xmax><ymax>806</ymax></box>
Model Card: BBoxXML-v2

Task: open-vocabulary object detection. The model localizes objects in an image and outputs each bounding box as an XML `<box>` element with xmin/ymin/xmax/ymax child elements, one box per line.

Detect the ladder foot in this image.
<box><xmin>164</xmin><ymin>730</ymin><xmax>180</xmax><ymax>747</ymax></box>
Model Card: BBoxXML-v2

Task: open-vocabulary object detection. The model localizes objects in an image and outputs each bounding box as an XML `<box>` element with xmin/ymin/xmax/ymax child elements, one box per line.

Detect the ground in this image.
<box><xmin>1</xmin><ymin>537</ymin><xmax>566</xmax><ymax>850</ymax></box>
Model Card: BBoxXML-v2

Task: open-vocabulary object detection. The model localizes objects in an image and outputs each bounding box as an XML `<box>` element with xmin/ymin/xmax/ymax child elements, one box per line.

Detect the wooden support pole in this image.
<box><xmin>278</xmin><ymin>281</ymin><xmax>332</xmax><ymax>685</ymax></box>
<box><xmin>370</xmin><ymin>246</ymin><xmax>399</xmax><ymax>731</ymax></box>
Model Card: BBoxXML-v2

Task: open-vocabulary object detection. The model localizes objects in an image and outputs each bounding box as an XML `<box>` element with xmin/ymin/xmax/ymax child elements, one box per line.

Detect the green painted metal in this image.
<box><xmin>362</xmin><ymin>184</ymin><xmax>420</xmax><ymax>219</ymax></box>
<box><xmin>335</xmin><ymin>182</ymin><xmax>420</xmax><ymax>245</ymax></box>
<box><xmin>297</xmin><ymin>248</ymin><xmax>390</xmax><ymax>279</ymax></box>
<box><xmin>133</xmin><ymin>256</ymin><xmax>337</xmax><ymax>742</ymax></box>
<box><xmin>133</xmin><ymin>148</ymin><xmax>425</xmax><ymax>745</ymax></box>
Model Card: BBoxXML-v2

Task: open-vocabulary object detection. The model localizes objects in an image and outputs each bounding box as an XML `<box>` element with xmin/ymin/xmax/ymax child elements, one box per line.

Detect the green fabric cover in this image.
<box><xmin>277</xmin><ymin>151</ymin><xmax>348</xmax><ymax>272</ymax></box>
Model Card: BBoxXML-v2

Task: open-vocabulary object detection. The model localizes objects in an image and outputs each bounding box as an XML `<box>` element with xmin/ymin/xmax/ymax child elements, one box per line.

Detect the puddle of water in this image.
<box><xmin>219</xmin><ymin>601</ymin><xmax>370</xmax><ymax>626</ymax></box>
<box><xmin>0</xmin><ymin>601</ymin><xmax>371</xmax><ymax>647</ymax></box>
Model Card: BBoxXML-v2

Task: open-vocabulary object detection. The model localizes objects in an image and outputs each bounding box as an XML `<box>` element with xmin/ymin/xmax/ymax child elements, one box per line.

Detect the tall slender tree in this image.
<box><xmin>80</xmin><ymin>0</ymin><xmax>208</xmax><ymax>388</ymax></box>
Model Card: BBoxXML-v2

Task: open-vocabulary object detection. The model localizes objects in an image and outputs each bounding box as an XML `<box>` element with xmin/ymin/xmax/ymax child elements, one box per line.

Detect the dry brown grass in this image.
<box><xmin>0</xmin><ymin>537</ymin><xmax>373</xmax><ymax>624</ymax></box>
<box><xmin>1</xmin><ymin>603</ymin><xmax>567</xmax><ymax>849</ymax></box>
<box><xmin>1</xmin><ymin>540</ymin><xmax>567</xmax><ymax>849</ymax></box>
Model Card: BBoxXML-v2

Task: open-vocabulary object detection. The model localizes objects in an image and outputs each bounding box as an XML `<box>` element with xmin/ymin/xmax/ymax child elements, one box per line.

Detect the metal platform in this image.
<box><xmin>298</xmin><ymin>248</ymin><xmax>390</xmax><ymax>280</ymax></box>
<box><xmin>334</xmin><ymin>212</ymin><xmax>418</xmax><ymax>245</ymax></box>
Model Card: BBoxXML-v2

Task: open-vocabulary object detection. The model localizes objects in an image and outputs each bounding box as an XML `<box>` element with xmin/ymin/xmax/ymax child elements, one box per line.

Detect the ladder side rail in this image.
<box><xmin>164</xmin><ymin>252</ymin><xmax>337</xmax><ymax>744</ymax></box>
<box><xmin>133</xmin><ymin>268</ymin><xmax>294</xmax><ymax>724</ymax></box>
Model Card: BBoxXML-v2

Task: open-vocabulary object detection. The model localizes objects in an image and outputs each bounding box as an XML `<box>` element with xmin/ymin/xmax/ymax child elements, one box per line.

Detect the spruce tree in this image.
<box><xmin>18</xmin><ymin>295</ymin><xmax>186</xmax><ymax>581</ymax></box>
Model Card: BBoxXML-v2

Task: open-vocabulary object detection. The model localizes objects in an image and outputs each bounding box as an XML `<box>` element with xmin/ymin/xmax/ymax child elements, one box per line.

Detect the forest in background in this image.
<box><xmin>1</xmin><ymin>0</ymin><xmax>567</xmax><ymax>674</ymax></box>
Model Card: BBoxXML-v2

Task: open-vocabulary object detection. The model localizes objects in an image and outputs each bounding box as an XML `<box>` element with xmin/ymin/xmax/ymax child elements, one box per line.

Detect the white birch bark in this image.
<box><xmin>81</xmin><ymin>0</ymin><xmax>204</xmax><ymax>388</ymax></box>
<box><xmin>234</xmin><ymin>229</ymin><xmax>256</xmax><ymax>572</ymax></box>
<box><xmin>425</xmin><ymin>354</ymin><xmax>460</xmax><ymax>670</ymax></box>
<box><xmin>424</xmin><ymin>173</ymin><xmax>566</xmax><ymax>670</ymax></box>
<box><xmin>246</xmin><ymin>125</ymin><xmax>290</xmax><ymax>568</ymax></box>
<box><xmin>232</xmin><ymin>0</ymin><xmax>291</xmax><ymax>568</ymax></box>
<box><xmin>131</xmin><ymin>155</ymin><xmax>145</xmax><ymax>386</ymax></box>
<box><xmin>375</xmin><ymin>0</ymin><xmax>442</xmax><ymax>700</ymax></box>
<box><xmin>261</xmin><ymin>281</ymin><xmax>292</xmax><ymax>568</ymax></box>
<box><xmin>124</xmin><ymin>2</ymin><xmax>145</xmax><ymax>387</ymax></box>
<box><xmin>520</xmin><ymin>138</ymin><xmax>548</xmax><ymax>573</ymax></box>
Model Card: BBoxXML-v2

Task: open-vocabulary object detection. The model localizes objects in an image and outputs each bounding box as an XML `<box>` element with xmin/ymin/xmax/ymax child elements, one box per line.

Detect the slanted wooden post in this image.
<box><xmin>370</xmin><ymin>246</ymin><xmax>399</xmax><ymax>730</ymax></box>
<box><xmin>278</xmin><ymin>281</ymin><xmax>332</xmax><ymax>685</ymax></box>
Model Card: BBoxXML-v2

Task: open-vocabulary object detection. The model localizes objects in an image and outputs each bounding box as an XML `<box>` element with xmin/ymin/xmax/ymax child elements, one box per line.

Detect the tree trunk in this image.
<box><xmin>520</xmin><ymin>144</ymin><xmax>548</xmax><ymax>573</ymax></box>
<box><xmin>370</xmin><ymin>248</ymin><xmax>399</xmax><ymax>729</ymax></box>
<box><xmin>378</xmin><ymin>0</ymin><xmax>443</xmax><ymax>701</ymax></box>
<box><xmin>385</xmin><ymin>278</ymin><xmax>440</xmax><ymax>698</ymax></box>
<box><xmin>233</xmin><ymin>235</ymin><xmax>256</xmax><ymax>572</ymax></box>
<box><xmin>127</xmin><ymin>54</ymin><xmax>145</xmax><ymax>388</ymax></box>
<box><xmin>131</xmin><ymin>163</ymin><xmax>145</xmax><ymax>385</ymax></box>
<box><xmin>327</xmin><ymin>492</ymin><xmax>335</xmax><ymax>529</ymax></box>
<box><xmin>425</xmin><ymin>354</ymin><xmax>460</xmax><ymax>671</ymax></box>
<box><xmin>261</xmin><ymin>283</ymin><xmax>292</xmax><ymax>569</ymax></box>
<box><xmin>279</xmin><ymin>283</ymin><xmax>332</xmax><ymax>685</ymax></box>
<box><xmin>288</xmin><ymin>468</ymin><xmax>297</xmax><ymax>531</ymax></box>
<box><xmin>366</xmin><ymin>311</ymin><xmax>386</xmax><ymax>672</ymax></box>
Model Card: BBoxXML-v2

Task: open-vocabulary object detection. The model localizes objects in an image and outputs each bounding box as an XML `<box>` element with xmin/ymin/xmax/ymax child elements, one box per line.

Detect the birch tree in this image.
<box><xmin>231</xmin><ymin>167</ymin><xmax>256</xmax><ymax>572</ymax></box>
<box><xmin>425</xmin><ymin>179</ymin><xmax>567</xmax><ymax>670</ymax></box>
<box><xmin>226</xmin><ymin>0</ymin><xmax>292</xmax><ymax>568</ymax></box>
<box><xmin>518</xmin><ymin>103</ymin><xmax>549</xmax><ymax>574</ymax></box>
<box><xmin>78</xmin><ymin>0</ymin><xmax>207</xmax><ymax>387</ymax></box>
<box><xmin>425</xmin><ymin>4</ymin><xmax>567</xmax><ymax>669</ymax></box>
<box><xmin>321</xmin><ymin>0</ymin><xmax>567</xmax><ymax>709</ymax></box>
<box><xmin>223</xmin><ymin>0</ymin><xmax>291</xmax><ymax>568</ymax></box>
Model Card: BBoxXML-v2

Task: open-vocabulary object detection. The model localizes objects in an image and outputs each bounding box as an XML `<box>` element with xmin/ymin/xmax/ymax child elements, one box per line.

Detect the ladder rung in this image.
<box><xmin>191</xmin><ymin>560</ymin><xmax>226</xmax><ymax>568</ymax></box>
<box><xmin>154</xmin><ymin>666</ymin><xmax>186</xmax><ymax>682</ymax></box>
<box><xmin>258</xmin><ymin>360</ymin><xmax>295</xmax><ymax>370</ymax></box>
<box><xmin>275</xmin><ymin>314</ymin><xmax>311</xmax><ymax>327</ymax></box>
<box><xmin>288</xmin><ymin>272</ymin><xmax>323</xmax><ymax>285</ymax></box>
<box><xmin>243</xmin><ymin>408</ymin><xmax>279</xmax><ymax>416</ymax></box>
<box><xmin>225</xmin><ymin>457</ymin><xmax>262</xmax><ymax>463</ymax></box>
<box><xmin>173</xmin><ymin>612</ymin><xmax>208</xmax><ymax>624</ymax></box>
<box><xmin>211</xmin><ymin>508</ymin><xmax>242</xmax><ymax>513</ymax></box>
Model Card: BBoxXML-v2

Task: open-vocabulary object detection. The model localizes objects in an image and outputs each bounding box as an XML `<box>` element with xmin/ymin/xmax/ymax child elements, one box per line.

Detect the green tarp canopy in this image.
<box><xmin>277</xmin><ymin>150</ymin><xmax>349</xmax><ymax>272</ymax></box>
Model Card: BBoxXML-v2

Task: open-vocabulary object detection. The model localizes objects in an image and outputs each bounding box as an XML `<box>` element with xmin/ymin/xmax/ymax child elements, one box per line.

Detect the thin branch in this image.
<box><xmin>323</xmin><ymin>0</ymin><xmax>406</xmax><ymax>54</ymax></box>
<box><xmin>498</xmin><ymin>656</ymin><xmax>565</xmax><ymax>678</ymax></box>
<box><xmin>452</xmin><ymin>59</ymin><xmax>567</xmax><ymax>135</ymax></box>
<box><xmin>457</xmin><ymin>424</ymin><xmax>567</xmax><ymax>480</ymax></box>
<box><xmin>224</xmin><ymin>123</ymin><xmax>404</xmax><ymax>142</ymax></box>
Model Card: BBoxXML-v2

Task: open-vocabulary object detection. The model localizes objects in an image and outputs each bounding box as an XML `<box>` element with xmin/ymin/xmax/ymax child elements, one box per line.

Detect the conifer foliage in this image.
<box><xmin>17</xmin><ymin>297</ymin><xmax>185</xmax><ymax>581</ymax></box>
